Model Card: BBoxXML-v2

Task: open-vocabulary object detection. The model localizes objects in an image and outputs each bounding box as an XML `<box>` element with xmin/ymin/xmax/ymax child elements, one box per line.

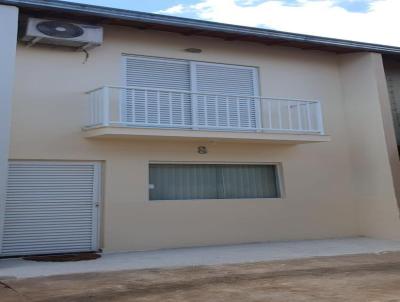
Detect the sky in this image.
<box><xmin>67</xmin><ymin>0</ymin><xmax>400</xmax><ymax>47</ymax></box>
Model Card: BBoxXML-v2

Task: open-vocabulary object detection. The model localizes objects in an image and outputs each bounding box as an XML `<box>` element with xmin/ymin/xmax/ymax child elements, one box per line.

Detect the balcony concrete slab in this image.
<box><xmin>83</xmin><ymin>126</ymin><xmax>331</xmax><ymax>143</ymax></box>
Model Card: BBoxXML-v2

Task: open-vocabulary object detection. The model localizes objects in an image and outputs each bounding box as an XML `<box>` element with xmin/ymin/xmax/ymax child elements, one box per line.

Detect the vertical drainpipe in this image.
<box><xmin>0</xmin><ymin>5</ymin><xmax>19</xmax><ymax>255</ymax></box>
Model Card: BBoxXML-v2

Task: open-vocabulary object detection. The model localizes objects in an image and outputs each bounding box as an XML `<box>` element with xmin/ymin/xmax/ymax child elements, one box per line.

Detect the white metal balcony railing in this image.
<box><xmin>85</xmin><ymin>86</ymin><xmax>325</xmax><ymax>135</ymax></box>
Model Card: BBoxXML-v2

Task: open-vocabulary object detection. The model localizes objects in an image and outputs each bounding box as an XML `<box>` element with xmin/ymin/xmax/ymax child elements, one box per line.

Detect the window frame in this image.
<box><xmin>147</xmin><ymin>161</ymin><xmax>284</xmax><ymax>202</ymax></box>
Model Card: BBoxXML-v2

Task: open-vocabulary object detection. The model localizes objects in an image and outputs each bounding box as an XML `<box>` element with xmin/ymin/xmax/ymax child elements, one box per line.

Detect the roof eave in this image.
<box><xmin>1</xmin><ymin>0</ymin><xmax>400</xmax><ymax>55</ymax></box>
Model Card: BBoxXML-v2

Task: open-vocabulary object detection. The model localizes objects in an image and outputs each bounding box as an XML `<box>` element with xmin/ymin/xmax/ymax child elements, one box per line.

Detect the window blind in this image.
<box><xmin>149</xmin><ymin>164</ymin><xmax>279</xmax><ymax>200</ymax></box>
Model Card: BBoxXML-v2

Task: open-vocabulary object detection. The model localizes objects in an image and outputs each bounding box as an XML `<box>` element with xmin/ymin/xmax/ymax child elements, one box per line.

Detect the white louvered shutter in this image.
<box><xmin>1</xmin><ymin>162</ymin><xmax>100</xmax><ymax>256</ymax></box>
<box><xmin>192</xmin><ymin>62</ymin><xmax>259</xmax><ymax>129</ymax></box>
<box><xmin>123</xmin><ymin>56</ymin><xmax>192</xmax><ymax>126</ymax></box>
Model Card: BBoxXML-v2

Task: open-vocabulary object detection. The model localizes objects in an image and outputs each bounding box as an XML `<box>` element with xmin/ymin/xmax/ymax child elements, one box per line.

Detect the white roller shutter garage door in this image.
<box><xmin>1</xmin><ymin>161</ymin><xmax>101</xmax><ymax>256</ymax></box>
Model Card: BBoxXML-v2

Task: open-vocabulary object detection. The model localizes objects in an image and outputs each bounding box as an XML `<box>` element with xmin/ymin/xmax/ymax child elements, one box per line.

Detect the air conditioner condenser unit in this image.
<box><xmin>22</xmin><ymin>18</ymin><xmax>103</xmax><ymax>50</ymax></box>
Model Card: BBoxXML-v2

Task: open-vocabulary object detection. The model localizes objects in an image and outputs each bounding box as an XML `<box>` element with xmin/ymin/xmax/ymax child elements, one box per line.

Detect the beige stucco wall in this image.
<box><xmin>9</xmin><ymin>25</ymin><xmax>400</xmax><ymax>252</ymax></box>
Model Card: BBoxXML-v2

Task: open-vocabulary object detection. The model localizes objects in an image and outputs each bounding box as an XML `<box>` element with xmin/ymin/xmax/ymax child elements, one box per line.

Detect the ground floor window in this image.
<box><xmin>149</xmin><ymin>164</ymin><xmax>280</xmax><ymax>200</ymax></box>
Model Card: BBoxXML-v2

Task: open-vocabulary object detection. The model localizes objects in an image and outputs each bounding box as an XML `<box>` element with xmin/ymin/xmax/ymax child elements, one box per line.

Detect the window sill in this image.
<box><xmin>147</xmin><ymin>198</ymin><xmax>284</xmax><ymax>203</ymax></box>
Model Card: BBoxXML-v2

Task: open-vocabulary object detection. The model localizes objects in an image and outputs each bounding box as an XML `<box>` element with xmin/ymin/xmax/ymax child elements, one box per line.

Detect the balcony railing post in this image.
<box><xmin>192</xmin><ymin>93</ymin><xmax>199</xmax><ymax>130</ymax></box>
<box><xmin>316</xmin><ymin>101</ymin><xmax>324</xmax><ymax>135</ymax></box>
<box><xmin>88</xmin><ymin>91</ymin><xmax>94</xmax><ymax>126</ymax></box>
<box><xmin>255</xmin><ymin>97</ymin><xmax>262</xmax><ymax>132</ymax></box>
<box><xmin>102</xmin><ymin>86</ymin><xmax>110</xmax><ymax>126</ymax></box>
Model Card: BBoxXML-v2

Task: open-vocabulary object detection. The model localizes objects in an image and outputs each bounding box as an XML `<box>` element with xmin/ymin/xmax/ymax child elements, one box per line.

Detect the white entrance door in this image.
<box><xmin>0</xmin><ymin>161</ymin><xmax>101</xmax><ymax>256</ymax></box>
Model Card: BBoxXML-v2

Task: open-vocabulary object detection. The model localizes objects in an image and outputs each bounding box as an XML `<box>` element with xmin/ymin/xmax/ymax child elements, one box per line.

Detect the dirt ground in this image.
<box><xmin>2</xmin><ymin>252</ymin><xmax>400</xmax><ymax>302</ymax></box>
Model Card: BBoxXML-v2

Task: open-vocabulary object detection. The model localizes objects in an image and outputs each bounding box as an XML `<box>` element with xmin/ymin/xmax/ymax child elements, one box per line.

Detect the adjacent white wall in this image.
<box><xmin>383</xmin><ymin>58</ymin><xmax>400</xmax><ymax>213</ymax></box>
<box><xmin>0</xmin><ymin>5</ymin><xmax>18</xmax><ymax>254</ymax></box>
<box><xmin>339</xmin><ymin>53</ymin><xmax>400</xmax><ymax>240</ymax></box>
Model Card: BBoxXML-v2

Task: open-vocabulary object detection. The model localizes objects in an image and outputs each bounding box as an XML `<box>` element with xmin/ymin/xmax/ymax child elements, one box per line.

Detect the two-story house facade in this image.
<box><xmin>1</xmin><ymin>0</ymin><xmax>400</xmax><ymax>256</ymax></box>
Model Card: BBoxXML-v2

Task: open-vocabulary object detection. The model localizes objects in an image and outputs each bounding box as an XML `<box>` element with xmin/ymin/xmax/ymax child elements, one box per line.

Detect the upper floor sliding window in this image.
<box><xmin>121</xmin><ymin>55</ymin><xmax>260</xmax><ymax>129</ymax></box>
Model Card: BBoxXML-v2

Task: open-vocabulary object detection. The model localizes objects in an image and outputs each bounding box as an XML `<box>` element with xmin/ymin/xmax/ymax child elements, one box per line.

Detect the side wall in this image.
<box><xmin>382</xmin><ymin>57</ymin><xmax>400</xmax><ymax>236</ymax></box>
<box><xmin>0</xmin><ymin>5</ymin><xmax>18</xmax><ymax>254</ymax></box>
<box><xmin>339</xmin><ymin>53</ymin><xmax>400</xmax><ymax>240</ymax></box>
<box><xmin>10</xmin><ymin>26</ymin><xmax>361</xmax><ymax>251</ymax></box>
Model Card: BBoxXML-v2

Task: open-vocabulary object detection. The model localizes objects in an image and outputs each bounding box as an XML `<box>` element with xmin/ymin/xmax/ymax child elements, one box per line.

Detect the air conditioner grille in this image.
<box><xmin>36</xmin><ymin>21</ymin><xmax>84</xmax><ymax>39</ymax></box>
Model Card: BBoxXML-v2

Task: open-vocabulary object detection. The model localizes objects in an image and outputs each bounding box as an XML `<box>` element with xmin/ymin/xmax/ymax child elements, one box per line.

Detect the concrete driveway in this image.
<box><xmin>2</xmin><ymin>251</ymin><xmax>400</xmax><ymax>302</ymax></box>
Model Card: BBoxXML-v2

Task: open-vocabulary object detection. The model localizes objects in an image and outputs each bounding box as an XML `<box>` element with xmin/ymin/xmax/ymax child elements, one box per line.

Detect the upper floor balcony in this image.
<box><xmin>83</xmin><ymin>86</ymin><xmax>330</xmax><ymax>144</ymax></box>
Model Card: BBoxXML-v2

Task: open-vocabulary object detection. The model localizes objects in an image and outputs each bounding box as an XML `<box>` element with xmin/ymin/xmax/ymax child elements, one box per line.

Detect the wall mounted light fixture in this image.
<box><xmin>185</xmin><ymin>48</ymin><xmax>202</xmax><ymax>53</ymax></box>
